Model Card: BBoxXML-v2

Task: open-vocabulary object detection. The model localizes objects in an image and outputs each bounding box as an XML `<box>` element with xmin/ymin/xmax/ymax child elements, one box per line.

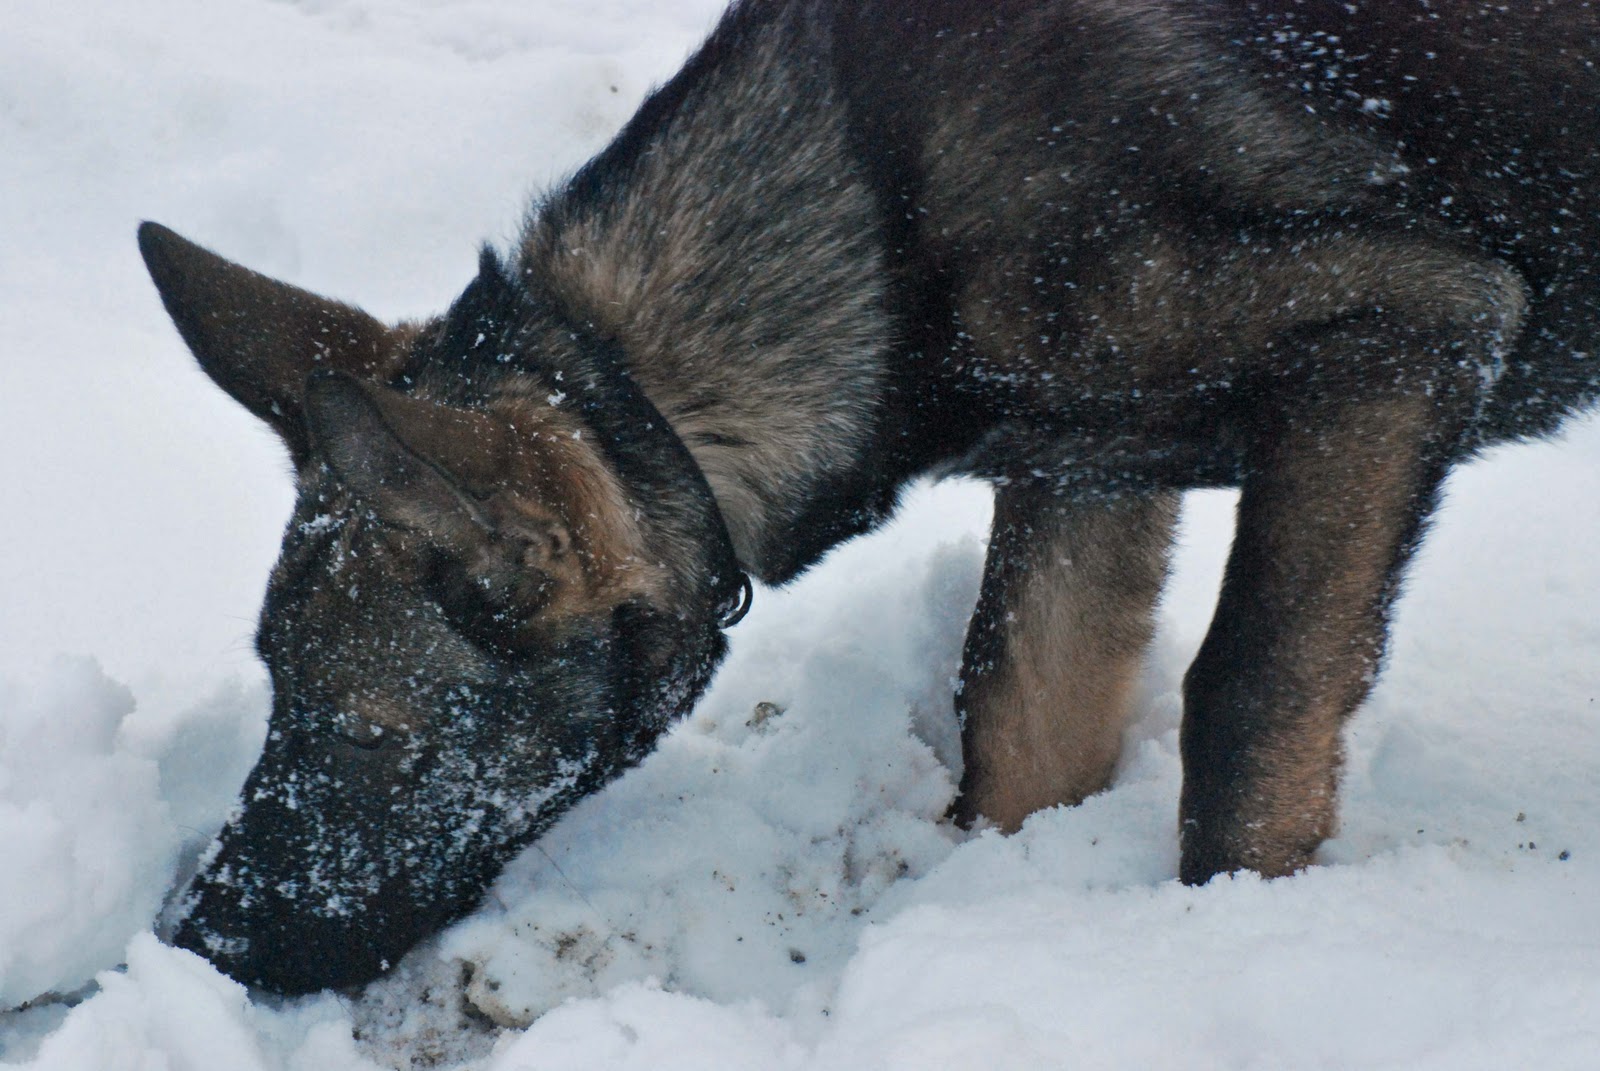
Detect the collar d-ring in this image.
<box><xmin>717</xmin><ymin>572</ymin><xmax>754</xmax><ymax>629</ymax></box>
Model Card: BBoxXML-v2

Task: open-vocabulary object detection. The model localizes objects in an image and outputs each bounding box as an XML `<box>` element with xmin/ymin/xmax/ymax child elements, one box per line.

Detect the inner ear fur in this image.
<box><xmin>303</xmin><ymin>371</ymin><xmax>492</xmax><ymax>554</ymax></box>
<box><xmin>138</xmin><ymin>221</ymin><xmax>411</xmax><ymax>464</ymax></box>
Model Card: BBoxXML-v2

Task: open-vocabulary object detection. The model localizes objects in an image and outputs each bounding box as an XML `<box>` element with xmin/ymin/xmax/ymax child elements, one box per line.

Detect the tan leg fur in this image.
<box><xmin>955</xmin><ymin>487</ymin><xmax>1178</xmax><ymax>831</ymax></box>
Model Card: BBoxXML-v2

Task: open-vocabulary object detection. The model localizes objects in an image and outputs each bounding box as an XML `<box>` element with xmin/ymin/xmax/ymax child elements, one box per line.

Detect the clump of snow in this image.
<box><xmin>0</xmin><ymin>661</ymin><xmax>264</xmax><ymax>1018</ymax></box>
<box><xmin>4</xmin><ymin>1</ymin><xmax>1600</xmax><ymax>1069</ymax></box>
<box><xmin>0</xmin><ymin>659</ymin><xmax>160</xmax><ymax>1010</ymax></box>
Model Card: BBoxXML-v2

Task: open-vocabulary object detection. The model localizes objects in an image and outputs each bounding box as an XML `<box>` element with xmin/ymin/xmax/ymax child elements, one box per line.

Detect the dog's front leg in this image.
<box><xmin>953</xmin><ymin>486</ymin><xmax>1178</xmax><ymax>832</ymax></box>
<box><xmin>1177</xmin><ymin>390</ymin><xmax>1467</xmax><ymax>884</ymax></box>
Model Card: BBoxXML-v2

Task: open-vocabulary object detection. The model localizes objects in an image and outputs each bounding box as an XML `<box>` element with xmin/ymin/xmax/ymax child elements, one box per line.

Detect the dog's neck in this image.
<box><xmin>515</xmin><ymin>5</ymin><xmax>898</xmax><ymax>583</ymax></box>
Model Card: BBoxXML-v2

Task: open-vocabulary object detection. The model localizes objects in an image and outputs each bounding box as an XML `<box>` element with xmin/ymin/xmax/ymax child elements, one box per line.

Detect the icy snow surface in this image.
<box><xmin>2</xmin><ymin>1</ymin><xmax>1598</xmax><ymax>1068</ymax></box>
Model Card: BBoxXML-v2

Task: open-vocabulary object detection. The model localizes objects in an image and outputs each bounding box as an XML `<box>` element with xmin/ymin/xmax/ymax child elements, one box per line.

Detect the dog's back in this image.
<box><xmin>1217</xmin><ymin>0</ymin><xmax>1600</xmax><ymax>440</ymax></box>
<box><xmin>835</xmin><ymin>0</ymin><xmax>1600</xmax><ymax>448</ymax></box>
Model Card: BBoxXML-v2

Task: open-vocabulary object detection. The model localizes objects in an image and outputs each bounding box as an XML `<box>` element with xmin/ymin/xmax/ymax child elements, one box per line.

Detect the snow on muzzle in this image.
<box><xmin>165</xmin><ymin>678</ymin><xmax>615</xmax><ymax>995</ymax></box>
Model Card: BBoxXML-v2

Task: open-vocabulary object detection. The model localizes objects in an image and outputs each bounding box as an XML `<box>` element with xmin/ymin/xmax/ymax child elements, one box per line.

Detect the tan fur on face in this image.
<box><xmin>486</xmin><ymin>387</ymin><xmax>663</xmax><ymax>608</ymax></box>
<box><xmin>367</xmin><ymin>379</ymin><xmax>669</xmax><ymax>615</ymax></box>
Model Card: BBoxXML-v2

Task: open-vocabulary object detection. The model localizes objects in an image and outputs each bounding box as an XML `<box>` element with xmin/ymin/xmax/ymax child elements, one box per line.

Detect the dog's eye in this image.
<box><xmin>424</xmin><ymin>550</ymin><xmax>552</xmax><ymax>658</ymax></box>
<box><xmin>448</xmin><ymin>593</ymin><xmax>544</xmax><ymax>658</ymax></box>
<box><xmin>329</xmin><ymin>709</ymin><xmax>389</xmax><ymax>750</ymax></box>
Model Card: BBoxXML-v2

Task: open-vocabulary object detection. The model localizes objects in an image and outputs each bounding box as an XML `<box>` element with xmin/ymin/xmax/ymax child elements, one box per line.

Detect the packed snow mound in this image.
<box><xmin>3</xmin><ymin>1</ymin><xmax>1600</xmax><ymax>1069</ymax></box>
<box><xmin>0</xmin><ymin>660</ymin><xmax>162</xmax><ymax>1009</ymax></box>
<box><xmin>0</xmin><ymin>661</ymin><xmax>264</xmax><ymax>1012</ymax></box>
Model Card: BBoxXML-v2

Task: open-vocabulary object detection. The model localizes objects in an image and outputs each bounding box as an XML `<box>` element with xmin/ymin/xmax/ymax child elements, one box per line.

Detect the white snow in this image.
<box><xmin>3</xmin><ymin>2</ymin><xmax>1599</xmax><ymax>1068</ymax></box>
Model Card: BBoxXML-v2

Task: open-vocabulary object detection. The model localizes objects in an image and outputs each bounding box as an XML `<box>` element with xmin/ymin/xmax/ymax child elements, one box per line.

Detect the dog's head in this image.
<box><xmin>140</xmin><ymin>223</ymin><xmax>740</xmax><ymax>993</ymax></box>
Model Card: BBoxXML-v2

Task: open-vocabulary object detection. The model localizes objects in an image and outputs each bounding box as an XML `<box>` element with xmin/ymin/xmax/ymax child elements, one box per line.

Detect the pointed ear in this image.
<box><xmin>138</xmin><ymin>222</ymin><xmax>408</xmax><ymax>464</ymax></box>
<box><xmin>302</xmin><ymin>372</ymin><xmax>488</xmax><ymax>553</ymax></box>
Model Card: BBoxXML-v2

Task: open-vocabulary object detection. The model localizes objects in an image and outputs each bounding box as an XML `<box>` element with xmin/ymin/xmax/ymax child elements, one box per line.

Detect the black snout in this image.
<box><xmin>170</xmin><ymin>877</ymin><xmax>427</xmax><ymax>995</ymax></box>
<box><xmin>161</xmin><ymin>731</ymin><xmax>504</xmax><ymax>994</ymax></box>
<box><xmin>161</xmin><ymin>693</ymin><xmax>616</xmax><ymax>994</ymax></box>
<box><xmin>163</xmin><ymin>602</ymin><xmax>703</xmax><ymax>994</ymax></box>
<box><xmin>165</xmin><ymin>773</ymin><xmax>481</xmax><ymax>994</ymax></box>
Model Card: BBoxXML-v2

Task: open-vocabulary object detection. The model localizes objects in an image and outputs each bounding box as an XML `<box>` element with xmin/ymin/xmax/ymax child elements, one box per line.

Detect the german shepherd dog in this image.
<box><xmin>141</xmin><ymin>0</ymin><xmax>1599</xmax><ymax>995</ymax></box>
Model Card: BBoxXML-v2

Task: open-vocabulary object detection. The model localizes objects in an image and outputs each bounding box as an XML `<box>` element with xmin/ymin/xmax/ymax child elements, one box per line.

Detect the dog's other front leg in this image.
<box><xmin>1177</xmin><ymin>392</ymin><xmax>1466</xmax><ymax>884</ymax></box>
<box><xmin>953</xmin><ymin>486</ymin><xmax>1178</xmax><ymax>832</ymax></box>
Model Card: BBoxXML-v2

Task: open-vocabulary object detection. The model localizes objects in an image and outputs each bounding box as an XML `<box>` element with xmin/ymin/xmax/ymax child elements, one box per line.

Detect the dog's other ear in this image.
<box><xmin>138</xmin><ymin>222</ymin><xmax>409</xmax><ymax>465</ymax></box>
<box><xmin>301</xmin><ymin>371</ymin><xmax>489</xmax><ymax>554</ymax></box>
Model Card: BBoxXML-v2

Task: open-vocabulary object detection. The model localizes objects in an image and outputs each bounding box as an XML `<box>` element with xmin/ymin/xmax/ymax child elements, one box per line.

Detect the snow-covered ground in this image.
<box><xmin>3</xmin><ymin>2</ymin><xmax>1598</xmax><ymax>1068</ymax></box>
